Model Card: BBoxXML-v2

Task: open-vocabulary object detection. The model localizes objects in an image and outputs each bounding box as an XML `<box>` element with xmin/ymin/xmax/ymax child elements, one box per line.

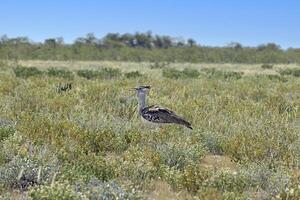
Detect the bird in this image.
<box><xmin>134</xmin><ymin>85</ymin><xmax>192</xmax><ymax>129</ymax></box>
<box><xmin>57</xmin><ymin>83</ymin><xmax>72</xmax><ymax>93</ymax></box>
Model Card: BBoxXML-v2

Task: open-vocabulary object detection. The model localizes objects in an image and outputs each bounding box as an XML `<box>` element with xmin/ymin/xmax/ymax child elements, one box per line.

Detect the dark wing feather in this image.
<box><xmin>141</xmin><ymin>105</ymin><xmax>192</xmax><ymax>129</ymax></box>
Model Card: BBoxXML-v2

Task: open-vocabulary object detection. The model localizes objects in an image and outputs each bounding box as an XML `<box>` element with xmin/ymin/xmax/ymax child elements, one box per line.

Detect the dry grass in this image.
<box><xmin>13</xmin><ymin>60</ymin><xmax>300</xmax><ymax>76</ymax></box>
<box><xmin>0</xmin><ymin>60</ymin><xmax>299</xmax><ymax>199</ymax></box>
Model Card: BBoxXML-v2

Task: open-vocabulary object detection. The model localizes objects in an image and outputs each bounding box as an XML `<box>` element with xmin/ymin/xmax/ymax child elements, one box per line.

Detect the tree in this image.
<box><xmin>228</xmin><ymin>42</ymin><xmax>242</xmax><ymax>50</ymax></box>
<box><xmin>135</xmin><ymin>32</ymin><xmax>152</xmax><ymax>48</ymax></box>
<box><xmin>257</xmin><ymin>43</ymin><xmax>281</xmax><ymax>51</ymax></box>
<box><xmin>161</xmin><ymin>36</ymin><xmax>173</xmax><ymax>48</ymax></box>
<box><xmin>44</xmin><ymin>38</ymin><xmax>57</xmax><ymax>48</ymax></box>
<box><xmin>56</xmin><ymin>37</ymin><xmax>64</xmax><ymax>45</ymax></box>
<box><xmin>85</xmin><ymin>33</ymin><xmax>98</xmax><ymax>45</ymax></box>
<box><xmin>187</xmin><ymin>38</ymin><xmax>196</xmax><ymax>47</ymax></box>
<box><xmin>0</xmin><ymin>34</ymin><xmax>9</xmax><ymax>44</ymax></box>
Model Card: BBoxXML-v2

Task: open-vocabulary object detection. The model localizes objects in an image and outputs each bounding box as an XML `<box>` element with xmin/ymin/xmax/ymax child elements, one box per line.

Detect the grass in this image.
<box><xmin>279</xmin><ymin>68</ymin><xmax>300</xmax><ymax>77</ymax></box>
<box><xmin>0</xmin><ymin>60</ymin><xmax>299</xmax><ymax>199</ymax></box>
<box><xmin>261</xmin><ymin>64</ymin><xmax>273</xmax><ymax>69</ymax></box>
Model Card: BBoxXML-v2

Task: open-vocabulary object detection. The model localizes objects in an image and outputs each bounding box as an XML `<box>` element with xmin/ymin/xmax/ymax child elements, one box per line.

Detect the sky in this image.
<box><xmin>0</xmin><ymin>0</ymin><xmax>299</xmax><ymax>48</ymax></box>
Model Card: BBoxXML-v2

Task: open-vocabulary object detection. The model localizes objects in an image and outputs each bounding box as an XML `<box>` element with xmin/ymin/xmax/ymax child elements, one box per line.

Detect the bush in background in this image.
<box><xmin>125</xmin><ymin>71</ymin><xmax>143</xmax><ymax>79</ymax></box>
<box><xmin>261</xmin><ymin>64</ymin><xmax>273</xmax><ymax>69</ymax></box>
<box><xmin>77</xmin><ymin>68</ymin><xmax>121</xmax><ymax>79</ymax></box>
<box><xmin>162</xmin><ymin>68</ymin><xmax>200</xmax><ymax>79</ymax></box>
<box><xmin>201</xmin><ymin>68</ymin><xmax>243</xmax><ymax>80</ymax></box>
<box><xmin>279</xmin><ymin>68</ymin><xmax>300</xmax><ymax>77</ymax></box>
<box><xmin>47</xmin><ymin>68</ymin><xmax>74</xmax><ymax>80</ymax></box>
<box><xmin>13</xmin><ymin>66</ymin><xmax>43</xmax><ymax>78</ymax></box>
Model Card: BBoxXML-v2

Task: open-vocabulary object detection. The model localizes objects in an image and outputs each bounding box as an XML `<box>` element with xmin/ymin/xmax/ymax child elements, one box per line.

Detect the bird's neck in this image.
<box><xmin>138</xmin><ymin>92</ymin><xmax>146</xmax><ymax>114</ymax></box>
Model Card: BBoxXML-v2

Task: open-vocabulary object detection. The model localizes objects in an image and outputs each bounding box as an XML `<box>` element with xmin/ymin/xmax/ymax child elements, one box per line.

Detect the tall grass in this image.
<box><xmin>0</xmin><ymin>62</ymin><xmax>299</xmax><ymax>199</ymax></box>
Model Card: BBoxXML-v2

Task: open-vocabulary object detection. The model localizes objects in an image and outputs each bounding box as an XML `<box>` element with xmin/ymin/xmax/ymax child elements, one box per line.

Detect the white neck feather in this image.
<box><xmin>137</xmin><ymin>91</ymin><xmax>147</xmax><ymax>114</ymax></box>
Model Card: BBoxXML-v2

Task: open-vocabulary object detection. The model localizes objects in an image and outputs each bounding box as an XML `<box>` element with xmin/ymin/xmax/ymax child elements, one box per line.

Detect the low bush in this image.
<box><xmin>204</xmin><ymin>171</ymin><xmax>248</xmax><ymax>193</ymax></box>
<box><xmin>0</xmin><ymin>60</ymin><xmax>8</xmax><ymax>69</ymax></box>
<box><xmin>99</xmin><ymin>68</ymin><xmax>122</xmax><ymax>79</ymax></box>
<box><xmin>125</xmin><ymin>71</ymin><xmax>143</xmax><ymax>79</ymax></box>
<box><xmin>162</xmin><ymin>68</ymin><xmax>183</xmax><ymax>79</ymax></box>
<box><xmin>162</xmin><ymin>68</ymin><xmax>200</xmax><ymax>79</ymax></box>
<box><xmin>77</xmin><ymin>68</ymin><xmax>121</xmax><ymax>79</ymax></box>
<box><xmin>0</xmin><ymin>126</ymin><xmax>14</xmax><ymax>142</ymax></box>
<box><xmin>29</xmin><ymin>182</ymin><xmax>83</xmax><ymax>200</ymax></box>
<box><xmin>0</xmin><ymin>157</ymin><xmax>58</xmax><ymax>191</ymax></box>
<box><xmin>182</xmin><ymin>68</ymin><xmax>200</xmax><ymax>78</ymax></box>
<box><xmin>201</xmin><ymin>68</ymin><xmax>243</xmax><ymax>80</ymax></box>
<box><xmin>149</xmin><ymin>62</ymin><xmax>168</xmax><ymax>69</ymax></box>
<box><xmin>76</xmin><ymin>179</ymin><xmax>141</xmax><ymax>200</ymax></box>
<box><xmin>279</xmin><ymin>68</ymin><xmax>300</xmax><ymax>77</ymax></box>
<box><xmin>261</xmin><ymin>64</ymin><xmax>273</xmax><ymax>69</ymax></box>
<box><xmin>47</xmin><ymin>68</ymin><xmax>74</xmax><ymax>79</ymax></box>
<box><xmin>154</xmin><ymin>140</ymin><xmax>206</xmax><ymax>170</ymax></box>
<box><xmin>266</xmin><ymin>74</ymin><xmax>287</xmax><ymax>82</ymax></box>
<box><xmin>77</xmin><ymin>69</ymin><xmax>99</xmax><ymax>79</ymax></box>
<box><xmin>13</xmin><ymin>66</ymin><xmax>43</xmax><ymax>78</ymax></box>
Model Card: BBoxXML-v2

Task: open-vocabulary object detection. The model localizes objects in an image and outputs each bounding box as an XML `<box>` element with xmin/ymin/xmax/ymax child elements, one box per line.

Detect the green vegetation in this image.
<box><xmin>1</xmin><ymin>32</ymin><xmax>300</xmax><ymax>63</ymax></box>
<box><xmin>261</xmin><ymin>64</ymin><xmax>273</xmax><ymax>69</ymax></box>
<box><xmin>77</xmin><ymin>68</ymin><xmax>121</xmax><ymax>80</ymax></box>
<box><xmin>201</xmin><ymin>68</ymin><xmax>244</xmax><ymax>80</ymax></box>
<box><xmin>13</xmin><ymin>66</ymin><xmax>43</xmax><ymax>78</ymax></box>
<box><xmin>279</xmin><ymin>68</ymin><xmax>300</xmax><ymax>77</ymax></box>
<box><xmin>125</xmin><ymin>71</ymin><xmax>143</xmax><ymax>79</ymax></box>
<box><xmin>47</xmin><ymin>68</ymin><xmax>74</xmax><ymax>80</ymax></box>
<box><xmin>162</xmin><ymin>68</ymin><xmax>200</xmax><ymax>79</ymax></box>
<box><xmin>0</xmin><ymin>61</ymin><xmax>299</xmax><ymax>199</ymax></box>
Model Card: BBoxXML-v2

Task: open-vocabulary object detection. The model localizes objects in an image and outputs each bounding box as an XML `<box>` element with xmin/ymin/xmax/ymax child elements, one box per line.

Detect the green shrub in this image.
<box><xmin>0</xmin><ymin>60</ymin><xmax>8</xmax><ymax>69</ymax></box>
<box><xmin>13</xmin><ymin>66</ymin><xmax>43</xmax><ymax>78</ymax></box>
<box><xmin>149</xmin><ymin>62</ymin><xmax>168</xmax><ymax>69</ymax></box>
<box><xmin>125</xmin><ymin>71</ymin><xmax>143</xmax><ymax>79</ymax></box>
<box><xmin>0</xmin><ymin>126</ymin><xmax>14</xmax><ymax>142</ymax></box>
<box><xmin>99</xmin><ymin>68</ymin><xmax>121</xmax><ymax>79</ymax></box>
<box><xmin>239</xmin><ymin>164</ymin><xmax>290</xmax><ymax>196</ymax></box>
<box><xmin>0</xmin><ymin>157</ymin><xmax>58</xmax><ymax>191</ymax></box>
<box><xmin>261</xmin><ymin>64</ymin><xmax>273</xmax><ymax>69</ymax></box>
<box><xmin>77</xmin><ymin>69</ymin><xmax>99</xmax><ymax>79</ymax></box>
<box><xmin>76</xmin><ymin>179</ymin><xmax>141</xmax><ymax>200</ymax></box>
<box><xmin>47</xmin><ymin>68</ymin><xmax>74</xmax><ymax>79</ymax></box>
<box><xmin>181</xmin><ymin>163</ymin><xmax>212</xmax><ymax>192</ymax></box>
<box><xmin>29</xmin><ymin>182</ymin><xmax>83</xmax><ymax>200</ymax></box>
<box><xmin>154</xmin><ymin>140</ymin><xmax>206</xmax><ymax>170</ymax></box>
<box><xmin>61</xmin><ymin>154</ymin><xmax>115</xmax><ymax>182</ymax></box>
<box><xmin>266</xmin><ymin>74</ymin><xmax>287</xmax><ymax>82</ymax></box>
<box><xmin>162</xmin><ymin>68</ymin><xmax>183</xmax><ymax>79</ymax></box>
<box><xmin>196</xmin><ymin>188</ymin><xmax>224</xmax><ymax>200</ymax></box>
<box><xmin>162</xmin><ymin>68</ymin><xmax>200</xmax><ymax>79</ymax></box>
<box><xmin>77</xmin><ymin>68</ymin><xmax>121</xmax><ymax>79</ymax></box>
<box><xmin>182</xmin><ymin>68</ymin><xmax>200</xmax><ymax>78</ymax></box>
<box><xmin>201</xmin><ymin>68</ymin><xmax>243</xmax><ymax>80</ymax></box>
<box><xmin>279</xmin><ymin>68</ymin><xmax>300</xmax><ymax>77</ymax></box>
<box><xmin>205</xmin><ymin>171</ymin><xmax>249</xmax><ymax>193</ymax></box>
<box><xmin>117</xmin><ymin>146</ymin><xmax>160</xmax><ymax>183</ymax></box>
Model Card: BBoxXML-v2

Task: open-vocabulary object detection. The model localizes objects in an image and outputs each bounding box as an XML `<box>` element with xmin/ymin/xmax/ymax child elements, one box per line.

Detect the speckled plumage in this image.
<box><xmin>135</xmin><ymin>86</ymin><xmax>192</xmax><ymax>129</ymax></box>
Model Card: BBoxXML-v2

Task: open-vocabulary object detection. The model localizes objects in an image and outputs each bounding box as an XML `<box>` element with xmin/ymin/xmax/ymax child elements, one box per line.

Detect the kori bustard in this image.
<box><xmin>134</xmin><ymin>85</ymin><xmax>192</xmax><ymax>129</ymax></box>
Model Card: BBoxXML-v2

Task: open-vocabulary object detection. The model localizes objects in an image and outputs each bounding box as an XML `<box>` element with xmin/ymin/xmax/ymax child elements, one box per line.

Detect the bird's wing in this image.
<box><xmin>142</xmin><ymin>105</ymin><xmax>192</xmax><ymax>129</ymax></box>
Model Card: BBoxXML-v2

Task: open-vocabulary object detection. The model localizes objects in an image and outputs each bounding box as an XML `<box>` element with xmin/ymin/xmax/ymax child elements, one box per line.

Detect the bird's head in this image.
<box><xmin>134</xmin><ymin>85</ymin><xmax>151</xmax><ymax>94</ymax></box>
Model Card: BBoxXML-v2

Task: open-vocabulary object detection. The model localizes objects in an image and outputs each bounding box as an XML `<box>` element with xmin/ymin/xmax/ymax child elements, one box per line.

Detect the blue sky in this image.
<box><xmin>0</xmin><ymin>0</ymin><xmax>299</xmax><ymax>48</ymax></box>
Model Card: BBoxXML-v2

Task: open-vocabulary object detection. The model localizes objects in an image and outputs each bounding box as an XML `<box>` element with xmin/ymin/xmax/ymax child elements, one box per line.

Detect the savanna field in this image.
<box><xmin>0</xmin><ymin>60</ymin><xmax>300</xmax><ymax>199</ymax></box>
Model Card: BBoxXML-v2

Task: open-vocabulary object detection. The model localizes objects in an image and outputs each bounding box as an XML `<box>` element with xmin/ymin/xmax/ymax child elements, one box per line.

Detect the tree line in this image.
<box><xmin>0</xmin><ymin>32</ymin><xmax>299</xmax><ymax>63</ymax></box>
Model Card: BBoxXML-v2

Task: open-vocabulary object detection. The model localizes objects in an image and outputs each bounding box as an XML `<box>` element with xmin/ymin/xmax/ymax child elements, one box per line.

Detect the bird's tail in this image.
<box><xmin>183</xmin><ymin>120</ymin><xmax>193</xmax><ymax>129</ymax></box>
<box><xmin>174</xmin><ymin>117</ymin><xmax>193</xmax><ymax>129</ymax></box>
